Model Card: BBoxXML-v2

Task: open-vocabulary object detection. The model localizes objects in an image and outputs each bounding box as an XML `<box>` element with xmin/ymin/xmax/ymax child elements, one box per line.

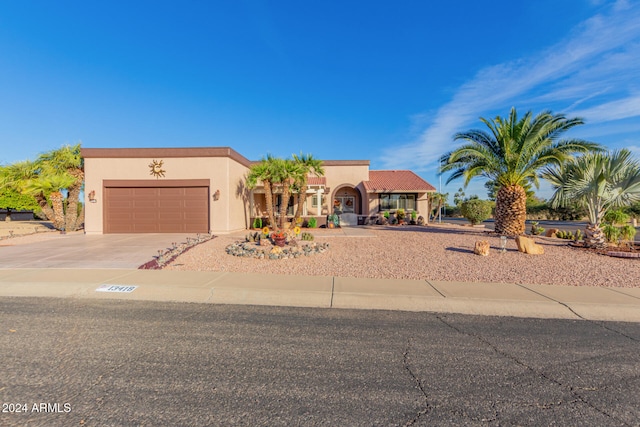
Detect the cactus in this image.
<box><xmin>574</xmin><ymin>229</ymin><xmax>583</xmax><ymax>242</ymax></box>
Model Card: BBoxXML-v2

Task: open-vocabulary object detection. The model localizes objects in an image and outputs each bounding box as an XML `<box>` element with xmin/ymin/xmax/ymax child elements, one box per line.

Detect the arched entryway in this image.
<box><xmin>331</xmin><ymin>185</ymin><xmax>363</xmax><ymax>226</ymax></box>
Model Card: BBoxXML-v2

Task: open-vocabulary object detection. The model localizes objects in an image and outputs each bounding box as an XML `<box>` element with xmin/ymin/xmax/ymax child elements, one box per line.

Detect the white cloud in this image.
<box><xmin>382</xmin><ymin>0</ymin><xmax>640</xmax><ymax>173</ymax></box>
<box><xmin>571</xmin><ymin>94</ymin><xmax>640</xmax><ymax>122</ymax></box>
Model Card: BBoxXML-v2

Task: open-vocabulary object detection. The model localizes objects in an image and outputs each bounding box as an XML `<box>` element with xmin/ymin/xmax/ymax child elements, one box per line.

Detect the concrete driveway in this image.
<box><xmin>0</xmin><ymin>232</ymin><xmax>203</xmax><ymax>269</ymax></box>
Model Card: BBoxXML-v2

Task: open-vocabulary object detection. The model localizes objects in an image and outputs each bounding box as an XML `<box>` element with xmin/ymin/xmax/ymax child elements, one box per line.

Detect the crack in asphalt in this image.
<box><xmin>434</xmin><ymin>314</ymin><xmax>633</xmax><ymax>427</ymax></box>
<box><xmin>402</xmin><ymin>337</ymin><xmax>432</xmax><ymax>426</ymax></box>
<box><xmin>515</xmin><ymin>284</ymin><xmax>640</xmax><ymax>343</ymax></box>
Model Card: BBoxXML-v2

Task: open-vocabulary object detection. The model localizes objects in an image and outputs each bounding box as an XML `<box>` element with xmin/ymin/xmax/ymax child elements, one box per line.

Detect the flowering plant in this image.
<box><xmin>293</xmin><ymin>226</ymin><xmax>301</xmax><ymax>235</ymax></box>
<box><xmin>262</xmin><ymin>227</ymin><xmax>270</xmax><ymax>236</ymax></box>
<box><xmin>271</xmin><ymin>230</ymin><xmax>286</xmax><ymax>240</ymax></box>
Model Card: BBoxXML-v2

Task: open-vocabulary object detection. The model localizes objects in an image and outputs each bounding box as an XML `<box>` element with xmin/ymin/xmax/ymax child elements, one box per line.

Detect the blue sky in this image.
<box><xmin>1</xmin><ymin>0</ymin><xmax>639</xmax><ymax>201</ymax></box>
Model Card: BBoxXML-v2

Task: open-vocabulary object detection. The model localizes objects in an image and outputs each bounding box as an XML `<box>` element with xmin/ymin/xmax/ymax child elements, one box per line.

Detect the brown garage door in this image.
<box><xmin>105</xmin><ymin>187</ymin><xmax>209</xmax><ymax>233</ymax></box>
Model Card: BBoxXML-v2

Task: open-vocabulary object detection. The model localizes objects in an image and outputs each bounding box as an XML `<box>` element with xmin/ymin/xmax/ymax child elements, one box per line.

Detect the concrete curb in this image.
<box><xmin>0</xmin><ymin>268</ymin><xmax>639</xmax><ymax>322</ymax></box>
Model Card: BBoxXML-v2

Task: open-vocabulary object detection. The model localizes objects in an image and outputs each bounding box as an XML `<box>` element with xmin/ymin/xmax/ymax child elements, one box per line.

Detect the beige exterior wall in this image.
<box><xmin>323</xmin><ymin>162</ymin><xmax>370</xmax><ymax>215</ymax></box>
<box><xmin>83</xmin><ymin>150</ymin><xmax>434</xmax><ymax>232</ymax></box>
<box><xmin>83</xmin><ymin>153</ymin><xmax>250</xmax><ymax>234</ymax></box>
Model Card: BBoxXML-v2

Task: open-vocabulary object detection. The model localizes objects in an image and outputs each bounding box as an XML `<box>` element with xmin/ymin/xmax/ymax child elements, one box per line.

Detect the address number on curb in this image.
<box><xmin>96</xmin><ymin>285</ymin><xmax>138</xmax><ymax>293</ymax></box>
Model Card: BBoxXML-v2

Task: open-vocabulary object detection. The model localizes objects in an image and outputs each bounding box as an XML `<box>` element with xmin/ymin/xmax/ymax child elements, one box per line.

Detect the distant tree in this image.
<box><xmin>453</xmin><ymin>188</ymin><xmax>466</xmax><ymax>207</ymax></box>
<box><xmin>0</xmin><ymin>187</ymin><xmax>39</xmax><ymax>220</ymax></box>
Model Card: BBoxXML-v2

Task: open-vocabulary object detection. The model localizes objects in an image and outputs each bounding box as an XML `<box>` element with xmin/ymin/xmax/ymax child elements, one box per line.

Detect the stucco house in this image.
<box><xmin>81</xmin><ymin>147</ymin><xmax>436</xmax><ymax>234</ymax></box>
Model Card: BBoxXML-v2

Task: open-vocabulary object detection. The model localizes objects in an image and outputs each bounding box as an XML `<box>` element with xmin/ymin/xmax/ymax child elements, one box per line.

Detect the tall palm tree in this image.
<box><xmin>291</xmin><ymin>153</ymin><xmax>324</xmax><ymax>228</ymax></box>
<box><xmin>246</xmin><ymin>155</ymin><xmax>281</xmax><ymax>229</ymax></box>
<box><xmin>37</xmin><ymin>144</ymin><xmax>84</xmax><ymax>231</ymax></box>
<box><xmin>276</xmin><ymin>159</ymin><xmax>302</xmax><ymax>229</ymax></box>
<box><xmin>440</xmin><ymin>107</ymin><xmax>601</xmax><ymax>235</ymax></box>
<box><xmin>544</xmin><ymin>149</ymin><xmax>640</xmax><ymax>248</ymax></box>
<box><xmin>23</xmin><ymin>173</ymin><xmax>75</xmax><ymax>230</ymax></box>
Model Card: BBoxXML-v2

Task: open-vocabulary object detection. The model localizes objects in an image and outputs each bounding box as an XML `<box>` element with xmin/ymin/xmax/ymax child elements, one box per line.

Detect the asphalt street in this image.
<box><xmin>1</xmin><ymin>298</ymin><xmax>639</xmax><ymax>426</ymax></box>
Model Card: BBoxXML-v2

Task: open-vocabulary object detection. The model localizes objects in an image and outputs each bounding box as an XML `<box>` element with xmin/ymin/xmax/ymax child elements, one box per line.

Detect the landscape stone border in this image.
<box><xmin>140</xmin><ymin>234</ymin><xmax>216</xmax><ymax>269</ymax></box>
<box><xmin>226</xmin><ymin>240</ymin><xmax>330</xmax><ymax>260</ymax></box>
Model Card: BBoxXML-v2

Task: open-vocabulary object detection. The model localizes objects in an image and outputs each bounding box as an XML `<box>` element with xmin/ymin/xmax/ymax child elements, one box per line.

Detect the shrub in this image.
<box><xmin>603</xmin><ymin>224</ymin><xmax>621</xmax><ymax>244</ymax></box>
<box><xmin>307</xmin><ymin>217</ymin><xmax>317</xmax><ymax>228</ymax></box>
<box><xmin>252</xmin><ymin>217</ymin><xmax>262</xmax><ymax>229</ymax></box>
<box><xmin>460</xmin><ymin>199</ymin><xmax>492</xmax><ymax>225</ymax></box>
<box><xmin>300</xmin><ymin>232</ymin><xmax>314</xmax><ymax>241</ymax></box>
<box><xmin>396</xmin><ymin>208</ymin><xmax>406</xmax><ymax>221</ymax></box>
<box><xmin>604</xmin><ymin>209</ymin><xmax>630</xmax><ymax>226</ymax></box>
<box><xmin>619</xmin><ymin>224</ymin><xmax>636</xmax><ymax>244</ymax></box>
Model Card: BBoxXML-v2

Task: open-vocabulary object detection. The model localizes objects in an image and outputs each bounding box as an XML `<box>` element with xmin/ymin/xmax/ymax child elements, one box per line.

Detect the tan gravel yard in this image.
<box><xmin>166</xmin><ymin>225</ymin><xmax>640</xmax><ymax>288</ymax></box>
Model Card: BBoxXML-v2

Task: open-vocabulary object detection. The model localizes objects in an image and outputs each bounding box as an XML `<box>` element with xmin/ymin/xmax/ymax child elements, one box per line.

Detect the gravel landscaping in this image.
<box><xmin>165</xmin><ymin>224</ymin><xmax>640</xmax><ymax>288</ymax></box>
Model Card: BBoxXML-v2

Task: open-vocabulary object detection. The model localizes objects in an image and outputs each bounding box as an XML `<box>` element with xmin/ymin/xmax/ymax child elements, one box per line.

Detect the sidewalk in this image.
<box><xmin>0</xmin><ymin>268</ymin><xmax>638</xmax><ymax>322</ymax></box>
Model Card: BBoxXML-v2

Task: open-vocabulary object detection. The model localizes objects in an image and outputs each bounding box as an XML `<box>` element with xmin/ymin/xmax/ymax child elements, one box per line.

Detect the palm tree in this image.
<box><xmin>37</xmin><ymin>144</ymin><xmax>84</xmax><ymax>231</ymax></box>
<box><xmin>23</xmin><ymin>173</ymin><xmax>75</xmax><ymax>230</ymax></box>
<box><xmin>544</xmin><ymin>149</ymin><xmax>640</xmax><ymax>248</ymax></box>
<box><xmin>291</xmin><ymin>153</ymin><xmax>324</xmax><ymax>228</ymax></box>
<box><xmin>246</xmin><ymin>155</ymin><xmax>302</xmax><ymax>230</ymax></box>
<box><xmin>428</xmin><ymin>192</ymin><xmax>448</xmax><ymax>221</ymax></box>
<box><xmin>440</xmin><ymin>107</ymin><xmax>601</xmax><ymax>235</ymax></box>
<box><xmin>276</xmin><ymin>159</ymin><xmax>302</xmax><ymax>229</ymax></box>
<box><xmin>247</xmin><ymin>155</ymin><xmax>281</xmax><ymax>229</ymax></box>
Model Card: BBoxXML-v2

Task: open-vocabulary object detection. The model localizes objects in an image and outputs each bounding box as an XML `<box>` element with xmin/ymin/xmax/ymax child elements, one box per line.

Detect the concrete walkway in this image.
<box><xmin>0</xmin><ymin>268</ymin><xmax>638</xmax><ymax>322</ymax></box>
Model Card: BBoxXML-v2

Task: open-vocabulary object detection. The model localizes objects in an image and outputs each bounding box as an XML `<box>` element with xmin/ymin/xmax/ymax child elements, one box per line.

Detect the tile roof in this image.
<box><xmin>363</xmin><ymin>170</ymin><xmax>436</xmax><ymax>193</ymax></box>
<box><xmin>307</xmin><ymin>177</ymin><xmax>327</xmax><ymax>186</ymax></box>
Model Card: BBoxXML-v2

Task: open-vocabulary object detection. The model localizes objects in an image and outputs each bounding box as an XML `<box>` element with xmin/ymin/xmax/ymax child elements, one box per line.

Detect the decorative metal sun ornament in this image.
<box><xmin>149</xmin><ymin>159</ymin><xmax>166</xmax><ymax>178</ymax></box>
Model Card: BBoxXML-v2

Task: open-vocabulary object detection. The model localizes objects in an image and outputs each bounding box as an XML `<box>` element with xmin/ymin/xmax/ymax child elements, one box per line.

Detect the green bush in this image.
<box><xmin>301</xmin><ymin>232</ymin><xmax>314</xmax><ymax>241</ymax></box>
<box><xmin>252</xmin><ymin>217</ymin><xmax>262</xmax><ymax>229</ymax></box>
<box><xmin>460</xmin><ymin>199</ymin><xmax>492</xmax><ymax>225</ymax></box>
<box><xmin>307</xmin><ymin>217</ymin><xmax>317</xmax><ymax>228</ymax></box>
<box><xmin>604</xmin><ymin>209</ymin><xmax>630</xmax><ymax>226</ymax></box>
<box><xmin>619</xmin><ymin>224</ymin><xmax>636</xmax><ymax>243</ymax></box>
<box><xmin>603</xmin><ymin>224</ymin><xmax>621</xmax><ymax>243</ymax></box>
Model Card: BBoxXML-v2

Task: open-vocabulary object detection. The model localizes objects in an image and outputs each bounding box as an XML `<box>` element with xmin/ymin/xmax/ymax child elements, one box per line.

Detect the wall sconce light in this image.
<box><xmin>88</xmin><ymin>190</ymin><xmax>97</xmax><ymax>203</ymax></box>
<box><xmin>213</xmin><ymin>189</ymin><xmax>220</xmax><ymax>201</ymax></box>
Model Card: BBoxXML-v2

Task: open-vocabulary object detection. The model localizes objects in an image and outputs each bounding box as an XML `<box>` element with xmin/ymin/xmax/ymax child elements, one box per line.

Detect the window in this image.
<box><xmin>379</xmin><ymin>194</ymin><xmax>416</xmax><ymax>211</ymax></box>
<box><xmin>311</xmin><ymin>194</ymin><xmax>323</xmax><ymax>208</ymax></box>
<box><xmin>275</xmin><ymin>195</ymin><xmax>295</xmax><ymax>216</ymax></box>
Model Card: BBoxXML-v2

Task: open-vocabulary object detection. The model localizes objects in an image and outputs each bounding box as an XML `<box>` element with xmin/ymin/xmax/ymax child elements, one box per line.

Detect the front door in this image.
<box><xmin>334</xmin><ymin>196</ymin><xmax>355</xmax><ymax>214</ymax></box>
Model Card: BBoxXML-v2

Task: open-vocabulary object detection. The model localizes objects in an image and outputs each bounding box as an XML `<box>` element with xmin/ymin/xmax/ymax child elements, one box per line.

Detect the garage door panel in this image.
<box><xmin>105</xmin><ymin>186</ymin><xmax>209</xmax><ymax>233</ymax></box>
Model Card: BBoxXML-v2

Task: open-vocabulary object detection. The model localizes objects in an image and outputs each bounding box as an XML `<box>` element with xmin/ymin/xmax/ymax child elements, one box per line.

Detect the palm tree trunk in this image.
<box><xmin>494</xmin><ymin>184</ymin><xmax>527</xmax><ymax>235</ymax></box>
<box><xmin>263</xmin><ymin>180</ymin><xmax>276</xmax><ymax>229</ymax></box>
<box><xmin>292</xmin><ymin>183</ymin><xmax>308</xmax><ymax>228</ymax></box>
<box><xmin>34</xmin><ymin>193</ymin><xmax>55</xmax><ymax>224</ymax></box>
<box><xmin>278</xmin><ymin>181</ymin><xmax>292</xmax><ymax>230</ymax></box>
<box><xmin>585</xmin><ymin>223</ymin><xmax>607</xmax><ymax>248</ymax></box>
<box><xmin>74</xmin><ymin>205</ymin><xmax>85</xmax><ymax>231</ymax></box>
<box><xmin>49</xmin><ymin>191</ymin><xmax>65</xmax><ymax>230</ymax></box>
<box><xmin>65</xmin><ymin>183</ymin><xmax>82</xmax><ymax>231</ymax></box>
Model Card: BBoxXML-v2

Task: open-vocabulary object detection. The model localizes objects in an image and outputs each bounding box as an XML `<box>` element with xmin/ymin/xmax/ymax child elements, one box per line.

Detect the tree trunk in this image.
<box><xmin>585</xmin><ymin>223</ymin><xmax>607</xmax><ymax>249</ymax></box>
<box><xmin>49</xmin><ymin>191</ymin><xmax>65</xmax><ymax>230</ymax></box>
<box><xmin>494</xmin><ymin>184</ymin><xmax>527</xmax><ymax>235</ymax></box>
<box><xmin>291</xmin><ymin>183</ymin><xmax>308</xmax><ymax>228</ymax></box>
<box><xmin>65</xmin><ymin>183</ymin><xmax>82</xmax><ymax>231</ymax></box>
<box><xmin>74</xmin><ymin>205</ymin><xmax>85</xmax><ymax>231</ymax></box>
<box><xmin>35</xmin><ymin>193</ymin><xmax>55</xmax><ymax>225</ymax></box>
<box><xmin>263</xmin><ymin>180</ymin><xmax>276</xmax><ymax>229</ymax></box>
<box><xmin>278</xmin><ymin>180</ymin><xmax>292</xmax><ymax>230</ymax></box>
